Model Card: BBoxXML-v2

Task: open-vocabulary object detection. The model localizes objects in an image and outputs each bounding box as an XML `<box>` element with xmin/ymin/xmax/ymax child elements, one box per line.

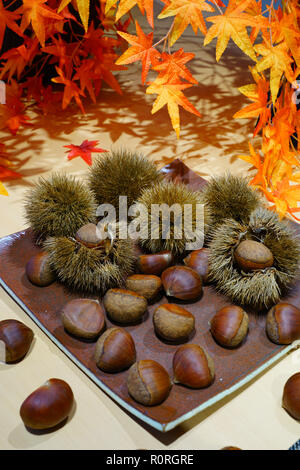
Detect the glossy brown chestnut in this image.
<box><xmin>153</xmin><ymin>304</ymin><xmax>195</xmax><ymax>342</ymax></box>
<box><xmin>75</xmin><ymin>223</ymin><xmax>104</xmax><ymax>248</ymax></box>
<box><xmin>25</xmin><ymin>251</ymin><xmax>55</xmax><ymax>286</ymax></box>
<box><xmin>0</xmin><ymin>319</ymin><xmax>34</xmax><ymax>363</ymax></box>
<box><xmin>173</xmin><ymin>344</ymin><xmax>214</xmax><ymax>388</ymax></box>
<box><xmin>221</xmin><ymin>447</ymin><xmax>242</xmax><ymax>450</ymax></box>
<box><xmin>95</xmin><ymin>327</ymin><xmax>136</xmax><ymax>372</ymax></box>
<box><xmin>183</xmin><ymin>248</ymin><xmax>210</xmax><ymax>283</ymax></box>
<box><xmin>161</xmin><ymin>266</ymin><xmax>202</xmax><ymax>301</ymax></box>
<box><xmin>61</xmin><ymin>298</ymin><xmax>105</xmax><ymax>339</ymax></box>
<box><xmin>210</xmin><ymin>306</ymin><xmax>249</xmax><ymax>348</ymax></box>
<box><xmin>126</xmin><ymin>274</ymin><xmax>162</xmax><ymax>302</ymax></box>
<box><xmin>266</xmin><ymin>303</ymin><xmax>300</xmax><ymax>345</ymax></box>
<box><xmin>127</xmin><ymin>360</ymin><xmax>171</xmax><ymax>406</ymax></box>
<box><xmin>282</xmin><ymin>373</ymin><xmax>300</xmax><ymax>420</ymax></box>
<box><xmin>137</xmin><ymin>251</ymin><xmax>174</xmax><ymax>275</ymax></box>
<box><xmin>20</xmin><ymin>378</ymin><xmax>74</xmax><ymax>430</ymax></box>
<box><xmin>234</xmin><ymin>239</ymin><xmax>273</xmax><ymax>272</ymax></box>
<box><xmin>104</xmin><ymin>288</ymin><xmax>147</xmax><ymax>324</ymax></box>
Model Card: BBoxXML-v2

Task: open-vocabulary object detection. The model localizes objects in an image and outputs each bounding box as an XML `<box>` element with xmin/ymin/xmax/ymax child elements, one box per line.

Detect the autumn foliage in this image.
<box><xmin>0</xmin><ymin>0</ymin><xmax>300</xmax><ymax>219</ymax></box>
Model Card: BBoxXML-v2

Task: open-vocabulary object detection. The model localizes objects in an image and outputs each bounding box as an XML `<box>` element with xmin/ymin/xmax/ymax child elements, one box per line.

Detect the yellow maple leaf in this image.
<box><xmin>0</xmin><ymin>181</ymin><xmax>8</xmax><ymax>196</ymax></box>
<box><xmin>146</xmin><ymin>80</ymin><xmax>201</xmax><ymax>138</ymax></box>
<box><xmin>204</xmin><ymin>0</ymin><xmax>257</xmax><ymax>62</ymax></box>
<box><xmin>58</xmin><ymin>0</ymin><xmax>90</xmax><ymax>32</ymax></box>
<box><xmin>158</xmin><ymin>0</ymin><xmax>214</xmax><ymax>46</ymax></box>
<box><xmin>254</xmin><ymin>41</ymin><xmax>293</xmax><ymax>103</ymax></box>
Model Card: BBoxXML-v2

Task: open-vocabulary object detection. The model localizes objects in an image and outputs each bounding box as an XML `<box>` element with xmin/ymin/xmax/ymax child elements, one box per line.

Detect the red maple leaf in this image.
<box><xmin>0</xmin><ymin>165</ymin><xmax>22</xmax><ymax>180</ymax></box>
<box><xmin>64</xmin><ymin>140</ymin><xmax>108</xmax><ymax>165</ymax></box>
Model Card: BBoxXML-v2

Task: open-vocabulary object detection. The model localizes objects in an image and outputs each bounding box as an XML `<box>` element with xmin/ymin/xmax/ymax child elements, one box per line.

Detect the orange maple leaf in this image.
<box><xmin>158</xmin><ymin>0</ymin><xmax>214</xmax><ymax>45</ymax></box>
<box><xmin>152</xmin><ymin>49</ymin><xmax>197</xmax><ymax>84</ymax></box>
<box><xmin>262</xmin><ymin>178</ymin><xmax>300</xmax><ymax>219</ymax></box>
<box><xmin>0</xmin><ymin>38</ymin><xmax>39</xmax><ymax>81</ymax></box>
<box><xmin>18</xmin><ymin>0</ymin><xmax>63</xmax><ymax>47</ymax></box>
<box><xmin>115</xmin><ymin>0</ymin><xmax>154</xmax><ymax>28</ymax></box>
<box><xmin>233</xmin><ymin>72</ymin><xmax>271</xmax><ymax>136</ymax></box>
<box><xmin>0</xmin><ymin>81</ymin><xmax>31</xmax><ymax>135</ymax></box>
<box><xmin>238</xmin><ymin>142</ymin><xmax>266</xmax><ymax>187</ymax></box>
<box><xmin>0</xmin><ymin>0</ymin><xmax>23</xmax><ymax>51</ymax></box>
<box><xmin>52</xmin><ymin>67</ymin><xmax>85</xmax><ymax>113</ymax></box>
<box><xmin>204</xmin><ymin>0</ymin><xmax>258</xmax><ymax>62</ymax></box>
<box><xmin>146</xmin><ymin>79</ymin><xmax>201</xmax><ymax>137</ymax></box>
<box><xmin>116</xmin><ymin>21</ymin><xmax>160</xmax><ymax>84</ymax></box>
<box><xmin>272</xmin><ymin>7</ymin><xmax>300</xmax><ymax>67</ymax></box>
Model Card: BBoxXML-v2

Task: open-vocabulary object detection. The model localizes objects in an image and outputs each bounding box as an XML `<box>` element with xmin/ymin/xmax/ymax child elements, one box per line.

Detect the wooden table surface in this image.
<box><xmin>1</xmin><ymin>9</ymin><xmax>299</xmax><ymax>450</ymax></box>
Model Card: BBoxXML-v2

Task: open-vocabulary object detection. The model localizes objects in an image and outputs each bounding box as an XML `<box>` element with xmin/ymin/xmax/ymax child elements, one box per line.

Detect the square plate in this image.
<box><xmin>0</xmin><ymin>159</ymin><xmax>298</xmax><ymax>432</ymax></box>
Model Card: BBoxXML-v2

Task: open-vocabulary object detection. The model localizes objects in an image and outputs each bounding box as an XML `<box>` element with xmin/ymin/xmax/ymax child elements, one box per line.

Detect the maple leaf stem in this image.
<box><xmin>153</xmin><ymin>19</ymin><xmax>175</xmax><ymax>49</ymax></box>
<box><xmin>268</xmin><ymin>0</ymin><xmax>274</xmax><ymax>47</ymax></box>
<box><xmin>4</xmin><ymin>0</ymin><xmax>19</xmax><ymax>9</ymax></box>
<box><xmin>212</xmin><ymin>0</ymin><xmax>223</xmax><ymax>15</ymax></box>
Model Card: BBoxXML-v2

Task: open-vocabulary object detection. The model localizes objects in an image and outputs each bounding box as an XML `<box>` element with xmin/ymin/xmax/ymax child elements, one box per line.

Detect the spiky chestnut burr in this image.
<box><xmin>207</xmin><ymin>207</ymin><xmax>300</xmax><ymax>309</ymax></box>
<box><xmin>137</xmin><ymin>181</ymin><xmax>210</xmax><ymax>256</ymax></box>
<box><xmin>43</xmin><ymin>223</ymin><xmax>136</xmax><ymax>295</ymax></box>
<box><xmin>24</xmin><ymin>173</ymin><xmax>97</xmax><ymax>243</ymax></box>
<box><xmin>88</xmin><ymin>149</ymin><xmax>162</xmax><ymax>213</ymax></box>
<box><xmin>200</xmin><ymin>174</ymin><xmax>261</xmax><ymax>230</ymax></box>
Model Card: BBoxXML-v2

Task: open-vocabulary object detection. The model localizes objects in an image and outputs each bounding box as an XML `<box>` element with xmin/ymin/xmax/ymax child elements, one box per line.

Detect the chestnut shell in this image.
<box><xmin>0</xmin><ymin>319</ymin><xmax>34</xmax><ymax>363</ymax></box>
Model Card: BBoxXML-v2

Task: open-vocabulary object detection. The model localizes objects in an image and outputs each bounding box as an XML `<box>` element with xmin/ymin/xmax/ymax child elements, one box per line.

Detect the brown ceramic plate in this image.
<box><xmin>0</xmin><ymin>159</ymin><xmax>299</xmax><ymax>432</ymax></box>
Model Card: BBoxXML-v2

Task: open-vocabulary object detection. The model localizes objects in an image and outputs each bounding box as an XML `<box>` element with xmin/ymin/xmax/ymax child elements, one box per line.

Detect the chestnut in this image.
<box><xmin>183</xmin><ymin>248</ymin><xmax>210</xmax><ymax>283</ymax></box>
<box><xmin>104</xmin><ymin>288</ymin><xmax>147</xmax><ymax>324</ymax></box>
<box><xmin>127</xmin><ymin>360</ymin><xmax>171</xmax><ymax>406</ymax></box>
<box><xmin>61</xmin><ymin>298</ymin><xmax>105</xmax><ymax>339</ymax></box>
<box><xmin>20</xmin><ymin>378</ymin><xmax>74</xmax><ymax>430</ymax></box>
<box><xmin>161</xmin><ymin>266</ymin><xmax>202</xmax><ymax>301</ymax></box>
<box><xmin>173</xmin><ymin>344</ymin><xmax>215</xmax><ymax>388</ymax></box>
<box><xmin>126</xmin><ymin>274</ymin><xmax>162</xmax><ymax>302</ymax></box>
<box><xmin>210</xmin><ymin>306</ymin><xmax>249</xmax><ymax>348</ymax></box>
<box><xmin>25</xmin><ymin>251</ymin><xmax>55</xmax><ymax>286</ymax></box>
<box><xmin>0</xmin><ymin>319</ymin><xmax>34</xmax><ymax>363</ymax></box>
<box><xmin>137</xmin><ymin>251</ymin><xmax>174</xmax><ymax>275</ymax></box>
<box><xmin>95</xmin><ymin>327</ymin><xmax>136</xmax><ymax>372</ymax></box>
<box><xmin>75</xmin><ymin>223</ymin><xmax>104</xmax><ymax>248</ymax></box>
<box><xmin>266</xmin><ymin>303</ymin><xmax>300</xmax><ymax>345</ymax></box>
<box><xmin>153</xmin><ymin>304</ymin><xmax>195</xmax><ymax>342</ymax></box>
<box><xmin>234</xmin><ymin>239</ymin><xmax>273</xmax><ymax>272</ymax></box>
<box><xmin>282</xmin><ymin>373</ymin><xmax>300</xmax><ymax>420</ymax></box>
<box><xmin>221</xmin><ymin>447</ymin><xmax>242</xmax><ymax>450</ymax></box>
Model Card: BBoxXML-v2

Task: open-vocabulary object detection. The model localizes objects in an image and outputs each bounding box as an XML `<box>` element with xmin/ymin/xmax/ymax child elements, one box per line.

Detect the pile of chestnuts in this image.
<box><xmin>18</xmin><ymin>237</ymin><xmax>300</xmax><ymax>427</ymax></box>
